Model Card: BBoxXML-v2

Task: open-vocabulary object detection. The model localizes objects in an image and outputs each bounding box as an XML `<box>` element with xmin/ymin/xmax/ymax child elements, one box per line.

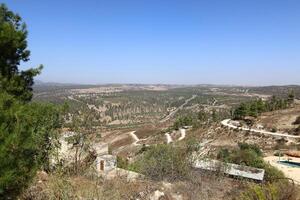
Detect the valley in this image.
<box><xmin>27</xmin><ymin>83</ymin><xmax>300</xmax><ymax>199</ymax></box>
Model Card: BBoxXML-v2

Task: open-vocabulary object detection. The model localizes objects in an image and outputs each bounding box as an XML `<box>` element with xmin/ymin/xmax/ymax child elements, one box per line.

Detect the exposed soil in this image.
<box><xmin>255</xmin><ymin>103</ymin><xmax>300</xmax><ymax>132</ymax></box>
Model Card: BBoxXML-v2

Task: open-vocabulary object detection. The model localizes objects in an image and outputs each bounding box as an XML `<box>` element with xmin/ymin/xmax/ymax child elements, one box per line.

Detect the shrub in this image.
<box><xmin>238</xmin><ymin>143</ymin><xmax>262</xmax><ymax>157</ymax></box>
<box><xmin>131</xmin><ymin>144</ymin><xmax>192</xmax><ymax>181</ymax></box>
<box><xmin>238</xmin><ymin>180</ymin><xmax>298</xmax><ymax>200</ymax></box>
<box><xmin>262</xmin><ymin>163</ymin><xmax>284</xmax><ymax>182</ymax></box>
<box><xmin>217</xmin><ymin>143</ymin><xmax>284</xmax><ymax>182</ymax></box>
<box><xmin>173</xmin><ymin>116</ymin><xmax>193</xmax><ymax>130</ymax></box>
<box><xmin>217</xmin><ymin>148</ymin><xmax>231</xmax><ymax>162</ymax></box>
<box><xmin>116</xmin><ymin>156</ymin><xmax>128</xmax><ymax>169</ymax></box>
<box><xmin>271</xmin><ymin>127</ymin><xmax>277</xmax><ymax>133</ymax></box>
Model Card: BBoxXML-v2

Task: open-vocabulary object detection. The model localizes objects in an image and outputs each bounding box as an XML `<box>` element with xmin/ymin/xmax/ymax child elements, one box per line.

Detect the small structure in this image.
<box><xmin>92</xmin><ymin>143</ymin><xmax>117</xmax><ymax>173</ymax></box>
<box><xmin>96</xmin><ymin>154</ymin><xmax>116</xmax><ymax>172</ymax></box>
<box><xmin>194</xmin><ymin>159</ymin><xmax>265</xmax><ymax>181</ymax></box>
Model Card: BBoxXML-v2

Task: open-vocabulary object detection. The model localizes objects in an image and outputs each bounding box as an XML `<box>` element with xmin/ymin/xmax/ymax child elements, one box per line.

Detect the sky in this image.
<box><xmin>2</xmin><ymin>0</ymin><xmax>300</xmax><ymax>85</ymax></box>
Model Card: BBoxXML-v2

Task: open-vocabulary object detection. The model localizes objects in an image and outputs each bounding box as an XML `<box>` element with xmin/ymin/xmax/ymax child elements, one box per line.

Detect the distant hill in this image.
<box><xmin>248</xmin><ymin>85</ymin><xmax>300</xmax><ymax>98</ymax></box>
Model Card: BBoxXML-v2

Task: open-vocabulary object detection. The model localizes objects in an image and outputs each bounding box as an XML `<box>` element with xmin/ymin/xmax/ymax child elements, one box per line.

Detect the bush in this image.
<box><xmin>271</xmin><ymin>127</ymin><xmax>277</xmax><ymax>133</ymax></box>
<box><xmin>238</xmin><ymin>180</ymin><xmax>298</xmax><ymax>200</ymax></box>
<box><xmin>238</xmin><ymin>143</ymin><xmax>262</xmax><ymax>157</ymax></box>
<box><xmin>262</xmin><ymin>163</ymin><xmax>284</xmax><ymax>182</ymax></box>
<box><xmin>217</xmin><ymin>143</ymin><xmax>284</xmax><ymax>182</ymax></box>
<box><xmin>173</xmin><ymin>116</ymin><xmax>193</xmax><ymax>130</ymax></box>
<box><xmin>116</xmin><ymin>156</ymin><xmax>128</xmax><ymax>169</ymax></box>
<box><xmin>131</xmin><ymin>144</ymin><xmax>192</xmax><ymax>181</ymax></box>
<box><xmin>217</xmin><ymin>148</ymin><xmax>231</xmax><ymax>162</ymax></box>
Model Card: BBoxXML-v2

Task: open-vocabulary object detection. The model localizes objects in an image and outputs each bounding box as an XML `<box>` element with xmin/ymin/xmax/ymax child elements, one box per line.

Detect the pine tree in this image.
<box><xmin>0</xmin><ymin>4</ymin><xmax>42</xmax><ymax>102</ymax></box>
<box><xmin>0</xmin><ymin>4</ymin><xmax>61</xmax><ymax>198</ymax></box>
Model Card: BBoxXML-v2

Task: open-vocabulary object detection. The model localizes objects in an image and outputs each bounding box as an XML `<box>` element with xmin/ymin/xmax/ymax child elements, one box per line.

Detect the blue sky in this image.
<box><xmin>3</xmin><ymin>0</ymin><xmax>300</xmax><ymax>85</ymax></box>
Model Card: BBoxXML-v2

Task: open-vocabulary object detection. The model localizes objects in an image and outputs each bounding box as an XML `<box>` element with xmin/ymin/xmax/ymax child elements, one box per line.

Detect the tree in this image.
<box><xmin>0</xmin><ymin>4</ymin><xmax>61</xmax><ymax>198</ymax></box>
<box><xmin>66</xmin><ymin>113</ymin><xmax>93</xmax><ymax>174</ymax></box>
<box><xmin>256</xmin><ymin>98</ymin><xmax>265</xmax><ymax>114</ymax></box>
<box><xmin>0</xmin><ymin>4</ymin><xmax>42</xmax><ymax>102</ymax></box>
<box><xmin>0</xmin><ymin>92</ymin><xmax>61</xmax><ymax>198</ymax></box>
<box><xmin>233</xmin><ymin>102</ymin><xmax>248</xmax><ymax>119</ymax></box>
<box><xmin>249</xmin><ymin>102</ymin><xmax>258</xmax><ymax>117</ymax></box>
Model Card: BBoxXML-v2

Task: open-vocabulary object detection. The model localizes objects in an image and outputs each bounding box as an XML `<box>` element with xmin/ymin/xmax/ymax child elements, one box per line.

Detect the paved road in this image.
<box><xmin>221</xmin><ymin>119</ymin><xmax>300</xmax><ymax>139</ymax></box>
<box><xmin>160</xmin><ymin>95</ymin><xmax>197</xmax><ymax>123</ymax></box>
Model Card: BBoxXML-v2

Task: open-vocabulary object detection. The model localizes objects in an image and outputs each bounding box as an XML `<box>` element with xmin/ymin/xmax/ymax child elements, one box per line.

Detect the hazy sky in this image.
<box><xmin>3</xmin><ymin>0</ymin><xmax>300</xmax><ymax>85</ymax></box>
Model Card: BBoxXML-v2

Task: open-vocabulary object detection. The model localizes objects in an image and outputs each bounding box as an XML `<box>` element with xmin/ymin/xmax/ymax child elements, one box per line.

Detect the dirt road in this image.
<box><xmin>221</xmin><ymin>119</ymin><xmax>300</xmax><ymax>139</ymax></box>
<box><xmin>160</xmin><ymin>95</ymin><xmax>197</xmax><ymax>123</ymax></box>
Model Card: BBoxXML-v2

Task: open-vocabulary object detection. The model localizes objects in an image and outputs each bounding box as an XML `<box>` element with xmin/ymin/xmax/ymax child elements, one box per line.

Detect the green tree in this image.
<box><xmin>248</xmin><ymin>102</ymin><xmax>258</xmax><ymax>117</ymax></box>
<box><xmin>0</xmin><ymin>4</ymin><xmax>61</xmax><ymax>198</ymax></box>
<box><xmin>0</xmin><ymin>4</ymin><xmax>42</xmax><ymax>102</ymax></box>
<box><xmin>233</xmin><ymin>102</ymin><xmax>248</xmax><ymax>119</ymax></box>
<box><xmin>0</xmin><ymin>92</ymin><xmax>61</xmax><ymax>198</ymax></box>
<box><xmin>256</xmin><ymin>98</ymin><xmax>265</xmax><ymax>114</ymax></box>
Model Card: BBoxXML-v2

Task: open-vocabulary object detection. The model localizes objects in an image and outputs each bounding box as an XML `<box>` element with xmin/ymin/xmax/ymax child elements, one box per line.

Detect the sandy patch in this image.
<box><xmin>264</xmin><ymin>156</ymin><xmax>300</xmax><ymax>184</ymax></box>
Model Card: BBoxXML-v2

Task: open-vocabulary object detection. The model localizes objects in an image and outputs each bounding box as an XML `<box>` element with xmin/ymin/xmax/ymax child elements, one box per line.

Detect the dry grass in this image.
<box><xmin>21</xmin><ymin>172</ymin><xmax>156</xmax><ymax>200</ymax></box>
<box><xmin>110</xmin><ymin>136</ymin><xmax>133</xmax><ymax>150</ymax></box>
<box><xmin>134</xmin><ymin>126</ymin><xmax>162</xmax><ymax>139</ymax></box>
<box><xmin>255</xmin><ymin>104</ymin><xmax>300</xmax><ymax>131</ymax></box>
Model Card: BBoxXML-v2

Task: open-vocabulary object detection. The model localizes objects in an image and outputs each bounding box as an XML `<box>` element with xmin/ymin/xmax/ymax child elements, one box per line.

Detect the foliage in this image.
<box><xmin>116</xmin><ymin>156</ymin><xmax>128</xmax><ymax>169</ymax></box>
<box><xmin>217</xmin><ymin>143</ymin><xmax>284</xmax><ymax>182</ymax></box>
<box><xmin>0</xmin><ymin>4</ymin><xmax>62</xmax><ymax>198</ymax></box>
<box><xmin>238</xmin><ymin>180</ymin><xmax>298</xmax><ymax>200</ymax></box>
<box><xmin>238</xmin><ymin>143</ymin><xmax>262</xmax><ymax>157</ymax></box>
<box><xmin>173</xmin><ymin>115</ymin><xmax>194</xmax><ymax>130</ymax></box>
<box><xmin>130</xmin><ymin>143</ymin><xmax>193</xmax><ymax>181</ymax></box>
<box><xmin>0</xmin><ymin>92</ymin><xmax>61</xmax><ymax>198</ymax></box>
<box><xmin>217</xmin><ymin>148</ymin><xmax>231</xmax><ymax>162</ymax></box>
<box><xmin>233</xmin><ymin>95</ymin><xmax>292</xmax><ymax>120</ymax></box>
<box><xmin>64</xmin><ymin>113</ymin><xmax>94</xmax><ymax>174</ymax></box>
<box><xmin>0</xmin><ymin>4</ymin><xmax>42</xmax><ymax>102</ymax></box>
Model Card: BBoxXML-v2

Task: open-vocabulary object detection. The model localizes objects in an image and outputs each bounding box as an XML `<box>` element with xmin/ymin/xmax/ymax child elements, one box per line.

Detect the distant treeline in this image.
<box><xmin>173</xmin><ymin>108</ymin><xmax>230</xmax><ymax>130</ymax></box>
<box><xmin>233</xmin><ymin>91</ymin><xmax>295</xmax><ymax>120</ymax></box>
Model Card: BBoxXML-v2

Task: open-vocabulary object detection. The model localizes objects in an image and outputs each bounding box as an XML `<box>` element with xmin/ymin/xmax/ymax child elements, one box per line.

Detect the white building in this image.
<box><xmin>92</xmin><ymin>143</ymin><xmax>117</xmax><ymax>173</ymax></box>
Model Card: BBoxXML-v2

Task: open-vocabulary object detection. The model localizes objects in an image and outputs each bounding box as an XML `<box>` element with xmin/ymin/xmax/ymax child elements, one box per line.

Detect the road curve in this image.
<box><xmin>129</xmin><ymin>131</ymin><xmax>140</xmax><ymax>146</ymax></box>
<box><xmin>221</xmin><ymin>119</ymin><xmax>300</xmax><ymax>139</ymax></box>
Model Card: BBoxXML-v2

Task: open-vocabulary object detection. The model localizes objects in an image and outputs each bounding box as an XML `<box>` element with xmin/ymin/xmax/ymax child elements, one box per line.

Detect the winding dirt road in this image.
<box><xmin>221</xmin><ymin>119</ymin><xmax>300</xmax><ymax>139</ymax></box>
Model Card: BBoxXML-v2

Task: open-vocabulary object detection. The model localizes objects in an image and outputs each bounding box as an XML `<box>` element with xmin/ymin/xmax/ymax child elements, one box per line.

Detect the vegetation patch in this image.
<box><xmin>217</xmin><ymin>143</ymin><xmax>284</xmax><ymax>182</ymax></box>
